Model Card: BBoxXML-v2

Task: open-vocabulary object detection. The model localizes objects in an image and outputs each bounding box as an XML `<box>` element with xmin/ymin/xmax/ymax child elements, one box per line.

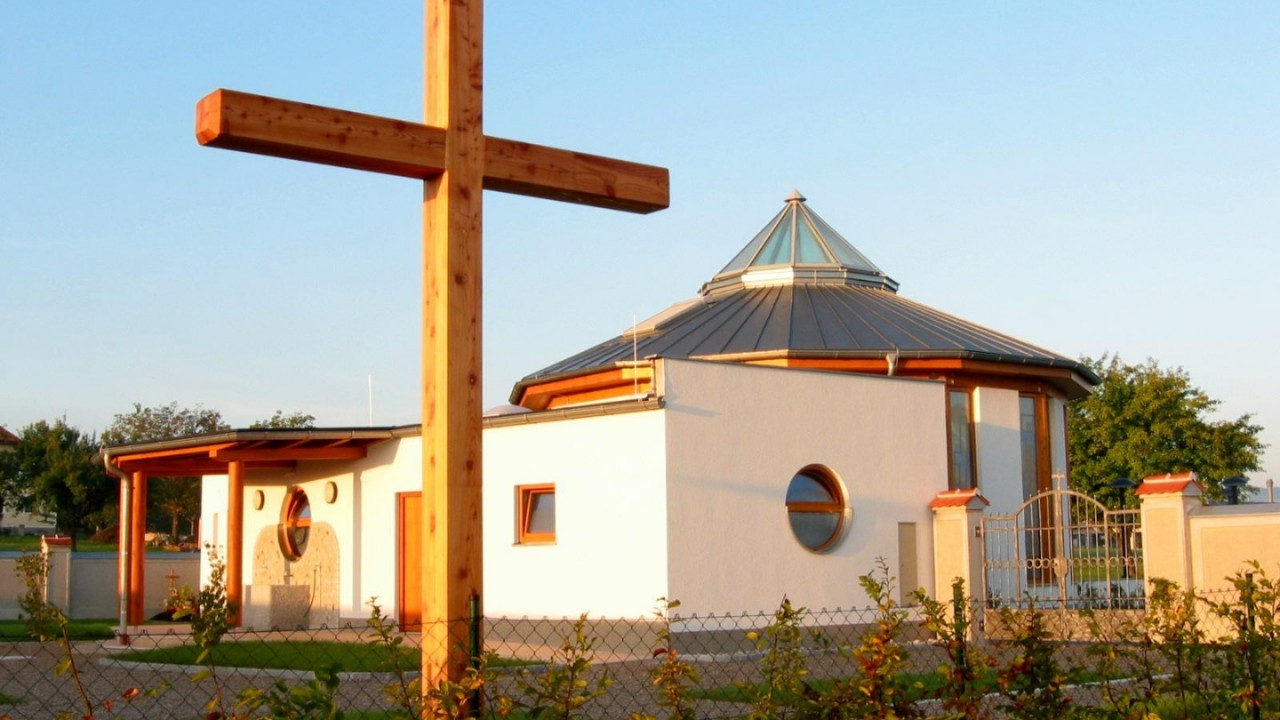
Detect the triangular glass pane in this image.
<box><xmin>753</xmin><ymin>213</ymin><xmax>793</xmax><ymax>266</ymax></box>
<box><xmin>718</xmin><ymin>208</ymin><xmax>786</xmax><ymax>275</ymax></box>
<box><xmin>794</xmin><ymin>216</ymin><xmax>828</xmax><ymax>264</ymax></box>
<box><xmin>807</xmin><ymin>209</ymin><xmax>881</xmax><ymax>273</ymax></box>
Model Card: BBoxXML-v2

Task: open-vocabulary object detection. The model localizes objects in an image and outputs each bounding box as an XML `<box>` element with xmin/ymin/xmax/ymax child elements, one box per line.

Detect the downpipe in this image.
<box><xmin>101</xmin><ymin>450</ymin><xmax>131</xmax><ymax>646</ymax></box>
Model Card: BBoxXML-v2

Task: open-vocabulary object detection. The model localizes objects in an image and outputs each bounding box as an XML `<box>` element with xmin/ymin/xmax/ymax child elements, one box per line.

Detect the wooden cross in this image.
<box><xmin>195</xmin><ymin>0</ymin><xmax>668</xmax><ymax>689</ymax></box>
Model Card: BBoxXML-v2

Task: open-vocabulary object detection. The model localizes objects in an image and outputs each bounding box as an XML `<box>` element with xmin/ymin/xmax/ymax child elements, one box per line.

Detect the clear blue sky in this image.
<box><xmin>2</xmin><ymin>3</ymin><xmax>1276</xmax><ymax>485</ymax></box>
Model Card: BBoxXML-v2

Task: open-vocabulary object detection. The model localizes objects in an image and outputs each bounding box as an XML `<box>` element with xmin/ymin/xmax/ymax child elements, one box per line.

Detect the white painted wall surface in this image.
<box><xmin>199</xmin><ymin>474</ymin><xmax>229</xmax><ymax>584</ymax></box>
<box><xmin>974</xmin><ymin>387</ymin><xmax>1023</xmax><ymax>514</ymax></box>
<box><xmin>661</xmin><ymin>359</ymin><xmax>946</xmax><ymax>614</ymax></box>
<box><xmin>197</xmin><ymin>444</ymin><xmax>422</xmax><ymax>623</ymax></box>
<box><xmin>352</xmin><ymin>439</ymin><xmax>419</xmax><ymax>620</ymax></box>
<box><xmin>484</xmin><ymin>409</ymin><xmax>668</xmax><ymax>618</ymax></box>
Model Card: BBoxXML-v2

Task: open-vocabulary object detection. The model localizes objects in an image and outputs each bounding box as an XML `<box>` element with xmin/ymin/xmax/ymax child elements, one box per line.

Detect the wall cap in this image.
<box><xmin>1136</xmin><ymin>472</ymin><xmax>1203</xmax><ymax>497</ymax></box>
<box><xmin>929</xmin><ymin>487</ymin><xmax>989</xmax><ymax>510</ymax></box>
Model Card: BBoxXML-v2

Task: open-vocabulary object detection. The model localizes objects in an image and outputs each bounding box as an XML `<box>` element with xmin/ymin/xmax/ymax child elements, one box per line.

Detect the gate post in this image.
<box><xmin>930</xmin><ymin>489</ymin><xmax>989</xmax><ymax>605</ymax></box>
<box><xmin>1136</xmin><ymin>472</ymin><xmax>1200</xmax><ymax>593</ymax></box>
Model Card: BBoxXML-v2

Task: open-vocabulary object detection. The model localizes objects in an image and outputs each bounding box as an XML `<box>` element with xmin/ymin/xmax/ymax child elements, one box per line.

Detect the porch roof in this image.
<box><xmin>102</xmin><ymin>427</ymin><xmax>416</xmax><ymax>476</ymax></box>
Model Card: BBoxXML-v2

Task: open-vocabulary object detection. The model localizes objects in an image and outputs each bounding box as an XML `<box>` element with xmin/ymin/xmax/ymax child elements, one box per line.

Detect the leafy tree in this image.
<box><xmin>0</xmin><ymin>435</ymin><xmax>31</xmax><ymax>526</ymax></box>
<box><xmin>249</xmin><ymin>410</ymin><xmax>316</xmax><ymax>429</ymax></box>
<box><xmin>0</xmin><ymin>419</ymin><xmax>111</xmax><ymax>540</ymax></box>
<box><xmin>104</xmin><ymin>402</ymin><xmax>230</xmax><ymax>543</ymax></box>
<box><xmin>101</xmin><ymin>402</ymin><xmax>228</xmax><ymax>446</ymax></box>
<box><xmin>1068</xmin><ymin>355</ymin><xmax>1264</xmax><ymax>504</ymax></box>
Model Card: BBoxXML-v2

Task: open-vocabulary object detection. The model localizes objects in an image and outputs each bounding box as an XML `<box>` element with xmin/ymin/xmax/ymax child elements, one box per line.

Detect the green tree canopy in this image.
<box><xmin>0</xmin><ymin>419</ymin><xmax>111</xmax><ymax>539</ymax></box>
<box><xmin>101</xmin><ymin>402</ymin><xmax>229</xmax><ymax>446</ymax></box>
<box><xmin>249</xmin><ymin>410</ymin><xmax>316</xmax><ymax>429</ymax></box>
<box><xmin>104</xmin><ymin>402</ymin><xmax>231</xmax><ymax>544</ymax></box>
<box><xmin>1068</xmin><ymin>355</ymin><xmax>1265</xmax><ymax>504</ymax></box>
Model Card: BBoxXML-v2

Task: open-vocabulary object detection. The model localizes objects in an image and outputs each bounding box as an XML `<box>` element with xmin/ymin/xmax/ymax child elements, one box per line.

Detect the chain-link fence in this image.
<box><xmin>1</xmin><ymin>583</ymin><xmax>1278</xmax><ymax>719</ymax></box>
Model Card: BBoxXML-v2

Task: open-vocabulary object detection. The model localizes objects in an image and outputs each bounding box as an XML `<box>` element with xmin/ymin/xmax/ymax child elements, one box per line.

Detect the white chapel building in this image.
<box><xmin>105</xmin><ymin>191</ymin><xmax>1097</xmax><ymax>629</ymax></box>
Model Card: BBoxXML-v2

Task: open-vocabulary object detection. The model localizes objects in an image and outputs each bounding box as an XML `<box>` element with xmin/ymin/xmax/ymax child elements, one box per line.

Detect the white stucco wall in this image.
<box><xmin>199</xmin><ymin>443</ymin><xmax>421</xmax><ymax>624</ymax></box>
<box><xmin>661</xmin><ymin>359</ymin><xmax>947</xmax><ymax>614</ymax></box>
<box><xmin>972</xmin><ymin>389</ymin><xmax>1073</xmax><ymax>514</ymax></box>
<box><xmin>974</xmin><ymin>387</ymin><xmax>1022</xmax><ymax>514</ymax></box>
<box><xmin>484</xmin><ymin>409</ymin><xmax>668</xmax><ymax>618</ymax></box>
<box><xmin>353</xmin><ymin>439</ymin><xmax>418</xmax><ymax>621</ymax></box>
<box><xmin>199</xmin><ymin>474</ymin><xmax>229</xmax><ymax>583</ymax></box>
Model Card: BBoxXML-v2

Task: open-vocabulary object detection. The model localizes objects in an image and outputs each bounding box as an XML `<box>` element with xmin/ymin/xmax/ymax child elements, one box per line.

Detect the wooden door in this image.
<box><xmin>397</xmin><ymin>491</ymin><xmax>422</xmax><ymax>630</ymax></box>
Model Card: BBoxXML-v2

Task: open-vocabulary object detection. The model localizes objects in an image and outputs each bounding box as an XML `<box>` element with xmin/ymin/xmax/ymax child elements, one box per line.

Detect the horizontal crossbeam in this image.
<box><xmin>196</xmin><ymin>89</ymin><xmax>669</xmax><ymax>214</ymax></box>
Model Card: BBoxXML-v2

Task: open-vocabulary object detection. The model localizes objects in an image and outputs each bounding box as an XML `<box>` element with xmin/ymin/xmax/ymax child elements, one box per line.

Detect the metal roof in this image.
<box><xmin>515</xmin><ymin>191</ymin><xmax>1097</xmax><ymax>395</ymax></box>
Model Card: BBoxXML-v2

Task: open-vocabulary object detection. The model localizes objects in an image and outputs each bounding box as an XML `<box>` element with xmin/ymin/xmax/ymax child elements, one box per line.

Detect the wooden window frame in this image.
<box><xmin>517</xmin><ymin>484</ymin><xmax>556</xmax><ymax>544</ymax></box>
<box><xmin>278</xmin><ymin>487</ymin><xmax>311</xmax><ymax>560</ymax></box>
<box><xmin>1020</xmin><ymin>393</ymin><xmax>1056</xmax><ymax>584</ymax></box>
<box><xmin>1020</xmin><ymin>393</ymin><xmax>1052</xmax><ymax>497</ymax></box>
<box><xmin>946</xmin><ymin>388</ymin><xmax>978</xmax><ymax>491</ymax></box>
<box><xmin>785</xmin><ymin>466</ymin><xmax>847</xmax><ymax>552</ymax></box>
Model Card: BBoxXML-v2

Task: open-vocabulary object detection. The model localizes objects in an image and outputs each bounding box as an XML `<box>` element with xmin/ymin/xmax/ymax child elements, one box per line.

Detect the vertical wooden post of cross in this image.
<box><xmin>193</xmin><ymin>0</ymin><xmax>668</xmax><ymax>701</ymax></box>
<box><xmin>421</xmin><ymin>0</ymin><xmax>485</xmax><ymax>688</ymax></box>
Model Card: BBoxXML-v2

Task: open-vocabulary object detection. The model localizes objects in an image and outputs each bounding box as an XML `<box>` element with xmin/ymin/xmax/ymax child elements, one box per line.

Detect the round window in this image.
<box><xmin>785</xmin><ymin>466</ymin><xmax>847</xmax><ymax>552</ymax></box>
<box><xmin>279</xmin><ymin>488</ymin><xmax>312</xmax><ymax>560</ymax></box>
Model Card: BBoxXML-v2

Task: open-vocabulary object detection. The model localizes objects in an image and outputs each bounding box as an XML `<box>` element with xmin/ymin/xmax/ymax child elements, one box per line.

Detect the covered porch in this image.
<box><xmin>102</xmin><ymin>429</ymin><xmax>396</xmax><ymax>641</ymax></box>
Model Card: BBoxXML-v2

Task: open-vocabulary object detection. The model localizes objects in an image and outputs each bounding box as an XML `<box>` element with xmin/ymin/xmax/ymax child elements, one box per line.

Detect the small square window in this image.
<box><xmin>517</xmin><ymin>484</ymin><xmax>555</xmax><ymax>544</ymax></box>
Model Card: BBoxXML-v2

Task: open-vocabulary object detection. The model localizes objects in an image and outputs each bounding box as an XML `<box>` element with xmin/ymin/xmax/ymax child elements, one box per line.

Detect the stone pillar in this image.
<box><xmin>41</xmin><ymin>535</ymin><xmax>73</xmax><ymax>613</ymax></box>
<box><xmin>1137</xmin><ymin>472</ymin><xmax>1202</xmax><ymax>592</ymax></box>
<box><xmin>930</xmin><ymin>488</ymin><xmax>989</xmax><ymax>601</ymax></box>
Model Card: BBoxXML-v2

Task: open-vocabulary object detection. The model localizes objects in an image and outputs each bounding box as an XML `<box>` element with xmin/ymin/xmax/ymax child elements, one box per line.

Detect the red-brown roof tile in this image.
<box><xmin>1135</xmin><ymin>472</ymin><xmax>1202</xmax><ymax>496</ymax></box>
<box><xmin>929</xmin><ymin>487</ymin><xmax>990</xmax><ymax>509</ymax></box>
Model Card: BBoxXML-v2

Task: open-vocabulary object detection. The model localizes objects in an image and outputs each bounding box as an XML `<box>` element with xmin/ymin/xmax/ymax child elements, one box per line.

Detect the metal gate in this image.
<box><xmin>981</xmin><ymin>489</ymin><xmax>1143</xmax><ymax>609</ymax></box>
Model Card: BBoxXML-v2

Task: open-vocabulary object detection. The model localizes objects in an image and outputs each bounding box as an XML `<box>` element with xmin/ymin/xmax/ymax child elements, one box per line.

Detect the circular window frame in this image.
<box><xmin>785</xmin><ymin>465</ymin><xmax>850</xmax><ymax>553</ymax></box>
<box><xmin>278</xmin><ymin>487</ymin><xmax>312</xmax><ymax>560</ymax></box>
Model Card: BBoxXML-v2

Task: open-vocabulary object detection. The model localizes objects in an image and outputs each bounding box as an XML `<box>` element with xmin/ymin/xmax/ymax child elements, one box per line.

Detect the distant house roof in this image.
<box><xmin>513</xmin><ymin>191</ymin><xmax>1097</xmax><ymax>403</ymax></box>
<box><xmin>0</xmin><ymin>426</ymin><xmax>19</xmax><ymax>447</ymax></box>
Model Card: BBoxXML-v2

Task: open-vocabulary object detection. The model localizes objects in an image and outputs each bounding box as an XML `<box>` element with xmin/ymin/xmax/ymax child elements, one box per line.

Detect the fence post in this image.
<box><xmin>951</xmin><ymin>579</ymin><xmax>968</xmax><ymax>689</ymax></box>
<box><xmin>1244</xmin><ymin>572</ymin><xmax>1260</xmax><ymax>720</ymax></box>
<box><xmin>468</xmin><ymin>592</ymin><xmax>482</xmax><ymax>717</ymax></box>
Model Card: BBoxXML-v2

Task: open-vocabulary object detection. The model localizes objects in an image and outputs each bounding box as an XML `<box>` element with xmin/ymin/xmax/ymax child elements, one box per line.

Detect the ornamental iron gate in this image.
<box><xmin>980</xmin><ymin>489</ymin><xmax>1143</xmax><ymax>610</ymax></box>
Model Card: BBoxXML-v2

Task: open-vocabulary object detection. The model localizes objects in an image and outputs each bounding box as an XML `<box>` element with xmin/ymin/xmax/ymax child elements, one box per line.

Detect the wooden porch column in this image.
<box><xmin>128</xmin><ymin>471</ymin><xmax>147</xmax><ymax>624</ymax></box>
<box><xmin>227</xmin><ymin>460</ymin><xmax>245</xmax><ymax>627</ymax></box>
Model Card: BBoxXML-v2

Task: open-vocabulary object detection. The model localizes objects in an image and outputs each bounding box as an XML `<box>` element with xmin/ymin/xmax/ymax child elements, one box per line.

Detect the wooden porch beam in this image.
<box><xmin>111</xmin><ymin>442</ymin><xmax>238</xmax><ymax>464</ymax></box>
<box><xmin>212</xmin><ymin>446</ymin><xmax>367</xmax><ymax>462</ymax></box>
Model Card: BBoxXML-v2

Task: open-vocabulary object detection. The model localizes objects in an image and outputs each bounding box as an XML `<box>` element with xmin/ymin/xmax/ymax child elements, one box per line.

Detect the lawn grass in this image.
<box><xmin>688</xmin><ymin>670</ymin><xmax>985</xmax><ymax>704</ymax></box>
<box><xmin>0</xmin><ymin>535</ymin><xmax>191</xmax><ymax>553</ymax></box>
<box><xmin>119</xmin><ymin>640</ymin><xmax>418</xmax><ymax>673</ymax></box>
<box><xmin>117</xmin><ymin>640</ymin><xmax>540</xmax><ymax>673</ymax></box>
<box><xmin>690</xmin><ymin>666</ymin><xmax>1120</xmax><ymax>705</ymax></box>
<box><xmin>0</xmin><ymin>619</ymin><xmax>117</xmax><ymax>641</ymax></box>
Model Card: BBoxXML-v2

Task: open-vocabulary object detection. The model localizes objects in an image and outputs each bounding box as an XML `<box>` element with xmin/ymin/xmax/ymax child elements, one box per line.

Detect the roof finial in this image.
<box><xmin>785</xmin><ymin>189</ymin><xmax>806</xmax><ymax>204</ymax></box>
